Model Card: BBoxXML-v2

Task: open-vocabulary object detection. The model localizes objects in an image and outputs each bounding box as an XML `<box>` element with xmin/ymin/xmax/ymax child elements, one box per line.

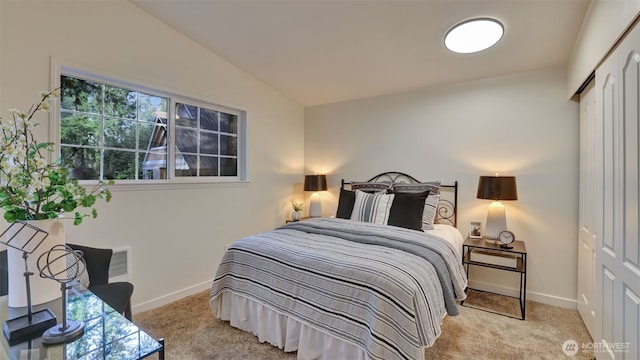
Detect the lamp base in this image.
<box><xmin>42</xmin><ymin>320</ymin><xmax>84</xmax><ymax>345</ymax></box>
<box><xmin>3</xmin><ymin>309</ymin><xmax>57</xmax><ymax>345</ymax></box>
<box><xmin>485</xmin><ymin>201</ymin><xmax>507</xmax><ymax>240</ymax></box>
<box><xmin>309</xmin><ymin>192</ymin><xmax>322</xmax><ymax>217</ymax></box>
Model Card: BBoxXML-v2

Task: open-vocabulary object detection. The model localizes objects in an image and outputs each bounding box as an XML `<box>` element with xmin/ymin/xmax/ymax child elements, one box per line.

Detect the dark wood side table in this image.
<box><xmin>461</xmin><ymin>236</ymin><xmax>527</xmax><ymax>320</ymax></box>
<box><xmin>286</xmin><ymin>216</ymin><xmax>310</xmax><ymax>223</ymax></box>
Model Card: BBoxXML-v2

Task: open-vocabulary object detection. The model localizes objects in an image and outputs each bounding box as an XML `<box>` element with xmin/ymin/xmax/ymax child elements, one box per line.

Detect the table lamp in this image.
<box><xmin>304</xmin><ymin>174</ymin><xmax>327</xmax><ymax>217</ymax></box>
<box><xmin>476</xmin><ymin>175</ymin><xmax>518</xmax><ymax>241</ymax></box>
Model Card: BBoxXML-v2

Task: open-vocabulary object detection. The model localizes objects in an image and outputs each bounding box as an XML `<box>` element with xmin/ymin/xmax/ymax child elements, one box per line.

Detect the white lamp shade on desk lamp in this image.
<box><xmin>304</xmin><ymin>175</ymin><xmax>327</xmax><ymax>218</ymax></box>
<box><xmin>476</xmin><ymin>175</ymin><xmax>518</xmax><ymax>241</ymax></box>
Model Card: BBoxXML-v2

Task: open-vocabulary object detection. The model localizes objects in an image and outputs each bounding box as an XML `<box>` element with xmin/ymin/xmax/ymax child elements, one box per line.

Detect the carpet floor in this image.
<box><xmin>134</xmin><ymin>289</ymin><xmax>595</xmax><ymax>359</ymax></box>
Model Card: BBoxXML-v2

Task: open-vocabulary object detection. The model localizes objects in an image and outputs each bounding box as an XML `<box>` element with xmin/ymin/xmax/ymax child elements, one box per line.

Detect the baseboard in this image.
<box><xmin>132</xmin><ymin>280</ymin><xmax>212</xmax><ymax>314</ymax></box>
<box><xmin>467</xmin><ymin>279</ymin><xmax>578</xmax><ymax>309</ymax></box>
<box><xmin>132</xmin><ymin>278</ymin><xmax>579</xmax><ymax>314</ymax></box>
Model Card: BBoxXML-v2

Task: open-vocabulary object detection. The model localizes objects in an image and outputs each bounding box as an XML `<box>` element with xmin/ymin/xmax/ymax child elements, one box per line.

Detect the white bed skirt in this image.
<box><xmin>211</xmin><ymin>291</ymin><xmax>368</xmax><ymax>360</ymax></box>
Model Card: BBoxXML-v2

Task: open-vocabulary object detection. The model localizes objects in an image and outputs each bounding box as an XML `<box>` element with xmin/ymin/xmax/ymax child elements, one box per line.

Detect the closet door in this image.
<box><xmin>594</xmin><ymin>21</ymin><xmax>640</xmax><ymax>360</ymax></box>
<box><xmin>578</xmin><ymin>81</ymin><xmax>597</xmax><ymax>339</ymax></box>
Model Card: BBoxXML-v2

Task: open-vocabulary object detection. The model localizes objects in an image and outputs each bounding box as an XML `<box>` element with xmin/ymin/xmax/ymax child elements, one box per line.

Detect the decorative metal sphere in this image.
<box><xmin>37</xmin><ymin>244</ymin><xmax>86</xmax><ymax>284</ymax></box>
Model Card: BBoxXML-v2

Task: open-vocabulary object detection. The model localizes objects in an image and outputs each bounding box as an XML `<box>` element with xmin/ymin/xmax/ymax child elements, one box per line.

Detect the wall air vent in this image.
<box><xmin>108</xmin><ymin>247</ymin><xmax>130</xmax><ymax>282</ymax></box>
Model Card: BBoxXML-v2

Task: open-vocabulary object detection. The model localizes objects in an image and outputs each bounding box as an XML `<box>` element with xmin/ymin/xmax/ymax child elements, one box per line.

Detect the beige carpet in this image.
<box><xmin>134</xmin><ymin>289</ymin><xmax>595</xmax><ymax>359</ymax></box>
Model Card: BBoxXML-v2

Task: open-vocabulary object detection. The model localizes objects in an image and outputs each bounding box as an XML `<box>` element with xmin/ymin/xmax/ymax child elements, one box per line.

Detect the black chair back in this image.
<box><xmin>66</xmin><ymin>243</ymin><xmax>134</xmax><ymax>320</ymax></box>
<box><xmin>67</xmin><ymin>243</ymin><xmax>112</xmax><ymax>287</ymax></box>
<box><xmin>0</xmin><ymin>250</ymin><xmax>7</xmax><ymax>297</ymax></box>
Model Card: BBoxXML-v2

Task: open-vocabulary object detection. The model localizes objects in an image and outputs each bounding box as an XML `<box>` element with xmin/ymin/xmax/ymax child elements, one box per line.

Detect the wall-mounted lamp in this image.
<box><xmin>476</xmin><ymin>175</ymin><xmax>518</xmax><ymax>241</ymax></box>
<box><xmin>304</xmin><ymin>174</ymin><xmax>328</xmax><ymax>217</ymax></box>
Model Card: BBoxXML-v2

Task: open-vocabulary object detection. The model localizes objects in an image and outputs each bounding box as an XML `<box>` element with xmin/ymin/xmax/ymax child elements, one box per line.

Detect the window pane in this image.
<box><xmin>60</xmin><ymin>76</ymin><xmax>102</xmax><ymax>113</ymax></box>
<box><xmin>172</xmin><ymin>102</ymin><xmax>239</xmax><ymax>178</ymax></box>
<box><xmin>60</xmin><ymin>113</ymin><xmax>101</xmax><ymax>147</ymax></box>
<box><xmin>199</xmin><ymin>156</ymin><xmax>218</xmax><ymax>176</ymax></box>
<box><xmin>104</xmin><ymin>85</ymin><xmax>136</xmax><ymax>119</ymax></box>
<box><xmin>103</xmin><ymin>150</ymin><xmax>136</xmax><ymax>180</ymax></box>
<box><xmin>220</xmin><ymin>135</ymin><xmax>237</xmax><ymax>156</ymax></box>
<box><xmin>200</xmin><ymin>132</ymin><xmax>218</xmax><ymax>155</ymax></box>
<box><xmin>138</xmin><ymin>94</ymin><xmax>167</xmax><ymax>122</ymax></box>
<box><xmin>220</xmin><ymin>113</ymin><xmax>237</xmax><ymax>134</ymax></box>
<box><xmin>104</xmin><ymin>118</ymin><xmax>137</xmax><ymax>149</ymax></box>
<box><xmin>61</xmin><ymin>146</ymin><xmax>100</xmax><ymax>180</ymax></box>
<box><xmin>220</xmin><ymin>158</ymin><xmax>237</xmax><ymax>176</ymax></box>
<box><xmin>139</xmin><ymin>122</ymin><xmax>160</xmax><ymax>151</ymax></box>
<box><xmin>175</xmin><ymin>154</ymin><xmax>197</xmax><ymax>177</ymax></box>
<box><xmin>200</xmin><ymin>108</ymin><xmax>218</xmax><ymax>131</ymax></box>
<box><xmin>140</xmin><ymin>152</ymin><xmax>167</xmax><ymax>179</ymax></box>
<box><xmin>175</xmin><ymin>127</ymin><xmax>198</xmax><ymax>154</ymax></box>
<box><xmin>175</xmin><ymin>103</ymin><xmax>197</xmax><ymax>128</ymax></box>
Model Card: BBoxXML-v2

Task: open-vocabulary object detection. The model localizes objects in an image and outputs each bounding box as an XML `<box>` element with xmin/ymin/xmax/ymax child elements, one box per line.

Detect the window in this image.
<box><xmin>174</xmin><ymin>103</ymin><xmax>238</xmax><ymax>177</ymax></box>
<box><xmin>59</xmin><ymin>72</ymin><xmax>244</xmax><ymax>183</ymax></box>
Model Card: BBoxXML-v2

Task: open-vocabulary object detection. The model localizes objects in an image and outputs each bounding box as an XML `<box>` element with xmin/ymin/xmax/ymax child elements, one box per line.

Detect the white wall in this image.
<box><xmin>567</xmin><ymin>0</ymin><xmax>640</xmax><ymax>96</ymax></box>
<box><xmin>305</xmin><ymin>67</ymin><xmax>580</xmax><ymax>308</ymax></box>
<box><xmin>0</xmin><ymin>1</ymin><xmax>305</xmax><ymax>311</ymax></box>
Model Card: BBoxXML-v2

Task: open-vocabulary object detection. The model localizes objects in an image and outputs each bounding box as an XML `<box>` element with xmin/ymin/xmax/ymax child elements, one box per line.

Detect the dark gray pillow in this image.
<box><xmin>336</xmin><ymin>188</ymin><xmax>356</xmax><ymax>219</ymax></box>
<box><xmin>387</xmin><ymin>190</ymin><xmax>430</xmax><ymax>231</ymax></box>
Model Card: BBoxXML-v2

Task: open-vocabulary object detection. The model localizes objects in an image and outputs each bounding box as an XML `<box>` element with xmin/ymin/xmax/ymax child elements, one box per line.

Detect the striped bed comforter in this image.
<box><xmin>209</xmin><ymin>218</ymin><xmax>467</xmax><ymax>360</ymax></box>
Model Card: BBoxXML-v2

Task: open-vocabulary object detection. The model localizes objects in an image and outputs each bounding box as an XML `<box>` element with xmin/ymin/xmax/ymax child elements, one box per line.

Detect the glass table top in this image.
<box><xmin>1</xmin><ymin>284</ymin><xmax>162</xmax><ymax>359</ymax></box>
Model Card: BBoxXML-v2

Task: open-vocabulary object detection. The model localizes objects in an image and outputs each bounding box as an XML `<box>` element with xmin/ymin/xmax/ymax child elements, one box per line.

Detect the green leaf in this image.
<box><xmin>38</xmin><ymin>141</ymin><xmax>54</xmax><ymax>149</ymax></box>
<box><xmin>81</xmin><ymin>195</ymin><xmax>96</xmax><ymax>207</ymax></box>
<box><xmin>61</xmin><ymin>199</ymin><xmax>78</xmax><ymax>212</ymax></box>
<box><xmin>74</xmin><ymin>212</ymin><xmax>83</xmax><ymax>226</ymax></box>
<box><xmin>4</xmin><ymin>211</ymin><xmax>16</xmax><ymax>223</ymax></box>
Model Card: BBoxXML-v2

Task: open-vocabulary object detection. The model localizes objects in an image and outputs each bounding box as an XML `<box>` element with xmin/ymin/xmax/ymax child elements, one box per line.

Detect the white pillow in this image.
<box><xmin>67</xmin><ymin>250</ymin><xmax>90</xmax><ymax>288</ymax></box>
<box><xmin>350</xmin><ymin>190</ymin><xmax>395</xmax><ymax>225</ymax></box>
<box><xmin>421</xmin><ymin>193</ymin><xmax>439</xmax><ymax>230</ymax></box>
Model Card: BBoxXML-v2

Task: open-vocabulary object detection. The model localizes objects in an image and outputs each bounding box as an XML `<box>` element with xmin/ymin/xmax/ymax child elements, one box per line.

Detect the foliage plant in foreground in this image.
<box><xmin>0</xmin><ymin>90</ymin><xmax>113</xmax><ymax>225</ymax></box>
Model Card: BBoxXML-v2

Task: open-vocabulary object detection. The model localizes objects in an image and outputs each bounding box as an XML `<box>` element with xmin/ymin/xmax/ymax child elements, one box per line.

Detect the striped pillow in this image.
<box><xmin>422</xmin><ymin>193</ymin><xmax>439</xmax><ymax>230</ymax></box>
<box><xmin>350</xmin><ymin>190</ymin><xmax>395</xmax><ymax>225</ymax></box>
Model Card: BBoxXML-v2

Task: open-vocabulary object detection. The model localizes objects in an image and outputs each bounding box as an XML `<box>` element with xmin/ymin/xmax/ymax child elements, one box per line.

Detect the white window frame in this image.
<box><xmin>50</xmin><ymin>61</ymin><xmax>248</xmax><ymax>191</ymax></box>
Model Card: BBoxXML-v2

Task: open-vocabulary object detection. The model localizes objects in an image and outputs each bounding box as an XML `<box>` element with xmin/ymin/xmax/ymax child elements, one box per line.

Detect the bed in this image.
<box><xmin>209</xmin><ymin>172</ymin><xmax>468</xmax><ymax>360</ymax></box>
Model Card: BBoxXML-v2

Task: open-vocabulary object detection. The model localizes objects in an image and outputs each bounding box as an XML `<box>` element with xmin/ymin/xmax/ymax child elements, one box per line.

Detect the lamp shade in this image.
<box><xmin>476</xmin><ymin>176</ymin><xmax>518</xmax><ymax>200</ymax></box>
<box><xmin>304</xmin><ymin>175</ymin><xmax>328</xmax><ymax>192</ymax></box>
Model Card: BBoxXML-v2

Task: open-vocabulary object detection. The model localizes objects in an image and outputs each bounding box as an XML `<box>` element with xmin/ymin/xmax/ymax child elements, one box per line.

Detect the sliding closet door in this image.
<box><xmin>617</xmin><ymin>27</ymin><xmax>640</xmax><ymax>360</ymax></box>
<box><xmin>595</xmin><ymin>51</ymin><xmax>615</xmax><ymax>359</ymax></box>
<box><xmin>578</xmin><ymin>81</ymin><xmax>597</xmax><ymax>339</ymax></box>
<box><xmin>594</xmin><ymin>21</ymin><xmax>640</xmax><ymax>360</ymax></box>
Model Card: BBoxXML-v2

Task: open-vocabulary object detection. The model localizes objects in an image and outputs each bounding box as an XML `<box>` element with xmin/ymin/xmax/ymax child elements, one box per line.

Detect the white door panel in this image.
<box><xmin>578</xmin><ymin>81</ymin><xmax>597</xmax><ymax>337</ymax></box>
<box><xmin>593</xmin><ymin>20</ymin><xmax>640</xmax><ymax>360</ymax></box>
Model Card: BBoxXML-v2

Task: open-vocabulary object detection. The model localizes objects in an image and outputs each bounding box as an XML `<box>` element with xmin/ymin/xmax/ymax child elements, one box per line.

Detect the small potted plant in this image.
<box><xmin>290</xmin><ymin>200</ymin><xmax>303</xmax><ymax>221</ymax></box>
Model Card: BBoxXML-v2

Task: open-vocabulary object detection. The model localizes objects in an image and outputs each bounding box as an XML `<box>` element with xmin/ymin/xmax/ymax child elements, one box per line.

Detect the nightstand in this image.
<box><xmin>461</xmin><ymin>236</ymin><xmax>527</xmax><ymax>320</ymax></box>
<box><xmin>286</xmin><ymin>216</ymin><xmax>310</xmax><ymax>223</ymax></box>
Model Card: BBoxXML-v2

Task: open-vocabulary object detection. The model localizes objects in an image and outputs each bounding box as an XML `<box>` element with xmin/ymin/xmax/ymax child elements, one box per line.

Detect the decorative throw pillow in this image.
<box><xmin>336</xmin><ymin>188</ymin><xmax>356</xmax><ymax>219</ymax></box>
<box><xmin>391</xmin><ymin>181</ymin><xmax>441</xmax><ymax>194</ymax></box>
<box><xmin>350</xmin><ymin>181</ymin><xmax>391</xmax><ymax>193</ymax></box>
<box><xmin>350</xmin><ymin>190</ymin><xmax>395</xmax><ymax>225</ymax></box>
<box><xmin>68</xmin><ymin>253</ymin><xmax>90</xmax><ymax>288</ymax></box>
<box><xmin>387</xmin><ymin>190</ymin><xmax>430</xmax><ymax>230</ymax></box>
<box><xmin>422</xmin><ymin>193</ymin><xmax>440</xmax><ymax>230</ymax></box>
<box><xmin>391</xmin><ymin>181</ymin><xmax>441</xmax><ymax>230</ymax></box>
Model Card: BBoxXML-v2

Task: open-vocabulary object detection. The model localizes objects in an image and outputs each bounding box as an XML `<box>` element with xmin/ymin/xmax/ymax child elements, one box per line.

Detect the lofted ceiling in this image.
<box><xmin>131</xmin><ymin>0</ymin><xmax>591</xmax><ymax>107</ymax></box>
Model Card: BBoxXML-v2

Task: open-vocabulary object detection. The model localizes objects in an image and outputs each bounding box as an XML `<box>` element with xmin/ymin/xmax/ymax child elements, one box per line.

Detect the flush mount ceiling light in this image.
<box><xmin>445</xmin><ymin>18</ymin><xmax>504</xmax><ymax>54</ymax></box>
